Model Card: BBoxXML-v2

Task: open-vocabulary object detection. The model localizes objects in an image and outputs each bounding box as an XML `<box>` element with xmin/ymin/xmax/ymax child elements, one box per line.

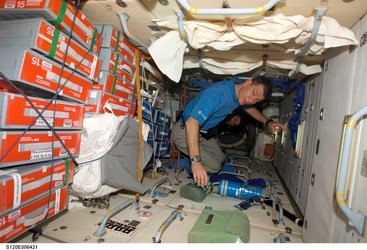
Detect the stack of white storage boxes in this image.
<box><xmin>0</xmin><ymin>0</ymin><xmax>102</xmax><ymax>242</ymax></box>
<box><xmin>86</xmin><ymin>25</ymin><xmax>136</xmax><ymax>117</ymax></box>
<box><xmin>143</xmin><ymin>99</ymin><xmax>172</xmax><ymax>159</ymax></box>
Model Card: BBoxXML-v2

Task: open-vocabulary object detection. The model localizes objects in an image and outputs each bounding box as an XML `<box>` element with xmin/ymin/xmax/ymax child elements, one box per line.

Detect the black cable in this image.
<box><xmin>263</xmin><ymin>198</ymin><xmax>304</xmax><ymax>227</ymax></box>
<box><xmin>43</xmin><ymin>1</ymin><xmax>80</xmax><ymax>222</ymax></box>
<box><xmin>0</xmin><ymin>0</ymin><xmax>84</xmax><ymax>227</ymax></box>
<box><xmin>0</xmin><ymin>73</ymin><xmax>77</xmax><ymax>166</ymax></box>
<box><xmin>0</xmin><ymin>13</ymin><xmax>95</xmax><ymax>166</ymax></box>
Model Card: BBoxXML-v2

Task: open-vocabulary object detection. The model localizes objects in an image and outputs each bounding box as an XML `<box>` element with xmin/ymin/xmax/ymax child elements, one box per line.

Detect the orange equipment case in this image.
<box><xmin>0</xmin><ymin>159</ymin><xmax>74</xmax><ymax>216</ymax></box>
<box><xmin>0</xmin><ymin>18</ymin><xmax>101</xmax><ymax>81</ymax></box>
<box><xmin>0</xmin><ymin>130</ymin><xmax>81</xmax><ymax>168</ymax></box>
<box><xmin>0</xmin><ymin>186</ymin><xmax>69</xmax><ymax>243</ymax></box>
<box><xmin>98</xmin><ymin>71</ymin><xmax>135</xmax><ymax>101</ymax></box>
<box><xmin>86</xmin><ymin>89</ymin><xmax>136</xmax><ymax>117</ymax></box>
<box><xmin>0</xmin><ymin>0</ymin><xmax>102</xmax><ymax>55</ymax></box>
<box><xmin>0</xmin><ymin>92</ymin><xmax>85</xmax><ymax>130</ymax></box>
<box><xmin>0</xmin><ymin>48</ymin><xmax>92</xmax><ymax>103</ymax></box>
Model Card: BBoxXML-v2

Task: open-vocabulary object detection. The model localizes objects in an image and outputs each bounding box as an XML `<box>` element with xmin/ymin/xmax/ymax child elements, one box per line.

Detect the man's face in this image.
<box><xmin>227</xmin><ymin>115</ymin><xmax>241</xmax><ymax>126</ymax></box>
<box><xmin>237</xmin><ymin>80</ymin><xmax>266</xmax><ymax>106</ymax></box>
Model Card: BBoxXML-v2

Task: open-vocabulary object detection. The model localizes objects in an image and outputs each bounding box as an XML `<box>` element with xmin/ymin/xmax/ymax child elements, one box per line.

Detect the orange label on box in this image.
<box><xmin>109</xmin><ymin>27</ymin><xmax>119</xmax><ymax>50</ymax></box>
<box><xmin>109</xmin><ymin>51</ymin><xmax>118</xmax><ymax>73</ymax></box>
<box><xmin>0</xmin><ymin>0</ymin><xmax>47</xmax><ymax>8</ymax></box>
<box><xmin>19</xmin><ymin>50</ymin><xmax>92</xmax><ymax>103</ymax></box>
<box><xmin>86</xmin><ymin>90</ymin><xmax>135</xmax><ymax>117</ymax></box>
<box><xmin>0</xmin><ymin>0</ymin><xmax>103</xmax><ymax>55</ymax></box>
<box><xmin>48</xmin><ymin>0</ymin><xmax>102</xmax><ymax>55</ymax></box>
<box><xmin>92</xmin><ymin>84</ymin><xmax>104</xmax><ymax>91</ymax></box>
<box><xmin>101</xmin><ymin>73</ymin><xmax>134</xmax><ymax>100</ymax></box>
<box><xmin>0</xmin><ymin>131</ymin><xmax>81</xmax><ymax>167</ymax></box>
<box><xmin>0</xmin><ymin>187</ymin><xmax>68</xmax><ymax>243</ymax></box>
<box><xmin>117</xmin><ymin>56</ymin><xmax>135</xmax><ymax>77</ymax></box>
<box><xmin>111</xmin><ymin>75</ymin><xmax>134</xmax><ymax>100</ymax></box>
<box><xmin>118</xmin><ymin>36</ymin><xmax>136</xmax><ymax>63</ymax></box>
<box><xmin>35</xmin><ymin>20</ymin><xmax>101</xmax><ymax>81</ymax></box>
<box><xmin>0</xmin><ymin>92</ymin><xmax>84</xmax><ymax>129</ymax></box>
<box><xmin>101</xmin><ymin>93</ymin><xmax>135</xmax><ymax>117</ymax></box>
<box><xmin>84</xmin><ymin>104</ymin><xmax>97</xmax><ymax>113</ymax></box>
<box><xmin>117</xmin><ymin>69</ymin><xmax>133</xmax><ymax>83</ymax></box>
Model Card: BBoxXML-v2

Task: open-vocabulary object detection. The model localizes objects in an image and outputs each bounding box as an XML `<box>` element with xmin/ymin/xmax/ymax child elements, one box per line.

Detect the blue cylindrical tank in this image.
<box><xmin>218</xmin><ymin>179</ymin><xmax>263</xmax><ymax>200</ymax></box>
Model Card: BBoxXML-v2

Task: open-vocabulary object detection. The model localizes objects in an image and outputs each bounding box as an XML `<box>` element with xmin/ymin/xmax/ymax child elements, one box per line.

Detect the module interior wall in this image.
<box><xmin>302</xmin><ymin>21</ymin><xmax>359</xmax><ymax>242</ymax></box>
<box><xmin>330</xmin><ymin>13</ymin><xmax>367</xmax><ymax>243</ymax></box>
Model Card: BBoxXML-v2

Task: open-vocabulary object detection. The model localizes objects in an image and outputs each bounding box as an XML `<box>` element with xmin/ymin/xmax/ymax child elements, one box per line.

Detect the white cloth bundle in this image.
<box><xmin>149</xmin><ymin>14</ymin><xmax>358</xmax><ymax>81</ymax></box>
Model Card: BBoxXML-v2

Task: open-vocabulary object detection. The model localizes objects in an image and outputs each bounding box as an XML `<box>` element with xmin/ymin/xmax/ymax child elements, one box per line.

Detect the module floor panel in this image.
<box><xmin>167</xmin><ymin>194</ymin><xmax>302</xmax><ymax>236</ymax></box>
<box><xmin>119</xmin><ymin>170</ymin><xmax>194</xmax><ymax>207</ymax></box>
<box><xmin>23</xmin><ymin>197</ymin><xmax>192</xmax><ymax>243</ymax></box>
<box><xmin>14</xmin><ymin>160</ymin><xmax>304</xmax><ymax>243</ymax></box>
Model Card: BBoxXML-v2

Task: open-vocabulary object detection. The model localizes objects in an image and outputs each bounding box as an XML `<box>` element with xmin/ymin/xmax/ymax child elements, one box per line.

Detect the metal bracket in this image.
<box><xmin>290</xmin><ymin>7</ymin><xmax>327</xmax><ymax>79</ymax></box>
<box><xmin>311</xmin><ymin>173</ymin><xmax>316</xmax><ymax>186</ymax></box>
<box><xmin>94</xmin><ymin>199</ymin><xmax>133</xmax><ymax>237</ymax></box>
<box><xmin>319</xmin><ymin>108</ymin><xmax>325</xmax><ymax>120</ymax></box>
<box><xmin>148</xmin><ymin>177</ymin><xmax>172</xmax><ymax>198</ymax></box>
<box><xmin>153</xmin><ymin>209</ymin><xmax>184</xmax><ymax>243</ymax></box>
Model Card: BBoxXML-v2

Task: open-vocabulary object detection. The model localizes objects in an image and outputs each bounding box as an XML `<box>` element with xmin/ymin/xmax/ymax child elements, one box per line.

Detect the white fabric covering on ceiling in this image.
<box><xmin>149</xmin><ymin>14</ymin><xmax>358</xmax><ymax>82</ymax></box>
<box><xmin>183</xmin><ymin>56</ymin><xmax>322</xmax><ymax>76</ymax></box>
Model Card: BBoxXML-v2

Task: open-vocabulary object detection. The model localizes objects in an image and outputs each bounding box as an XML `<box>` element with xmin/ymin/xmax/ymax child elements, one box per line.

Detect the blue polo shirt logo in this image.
<box><xmin>198</xmin><ymin>110</ymin><xmax>207</xmax><ymax>120</ymax></box>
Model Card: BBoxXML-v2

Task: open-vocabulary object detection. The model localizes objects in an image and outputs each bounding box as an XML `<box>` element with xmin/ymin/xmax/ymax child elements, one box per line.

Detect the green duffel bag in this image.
<box><xmin>188</xmin><ymin>208</ymin><xmax>250</xmax><ymax>243</ymax></box>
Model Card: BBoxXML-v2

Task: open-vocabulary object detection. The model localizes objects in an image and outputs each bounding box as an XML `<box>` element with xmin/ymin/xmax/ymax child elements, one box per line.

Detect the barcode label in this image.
<box><xmin>30</xmin><ymin>149</ymin><xmax>52</xmax><ymax>160</ymax></box>
<box><xmin>4</xmin><ymin>4</ymin><xmax>15</xmax><ymax>8</ymax></box>
<box><xmin>35</xmin><ymin>118</ymin><xmax>54</xmax><ymax>126</ymax></box>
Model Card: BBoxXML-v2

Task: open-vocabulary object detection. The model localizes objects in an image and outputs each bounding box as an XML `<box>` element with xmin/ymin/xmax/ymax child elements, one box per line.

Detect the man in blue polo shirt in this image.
<box><xmin>172</xmin><ymin>76</ymin><xmax>286</xmax><ymax>188</ymax></box>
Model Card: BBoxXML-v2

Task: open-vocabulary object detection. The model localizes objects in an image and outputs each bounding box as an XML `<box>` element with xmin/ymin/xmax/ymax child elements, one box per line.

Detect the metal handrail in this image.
<box><xmin>176</xmin><ymin>0</ymin><xmax>282</xmax><ymax>15</ymax></box>
<box><xmin>336</xmin><ymin>105</ymin><xmax>367</xmax><ymax>235</ymax></box>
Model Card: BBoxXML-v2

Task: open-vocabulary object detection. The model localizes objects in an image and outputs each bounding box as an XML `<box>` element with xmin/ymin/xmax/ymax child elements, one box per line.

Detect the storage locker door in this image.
<box><xmin>297</xmin><ymin>76</ymin><xmax>323</xmax><ymax>214</ymax></box>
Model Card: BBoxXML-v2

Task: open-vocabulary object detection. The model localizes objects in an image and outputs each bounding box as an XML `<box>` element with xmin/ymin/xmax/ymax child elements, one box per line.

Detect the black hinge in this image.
<box><xmin>315</xmin><ymin>139</ymin><xmax>320</xmax><ymax>155</ymax></box>
<box><xmin>360</xmin><ymin>31</ymin><xmax>367</xmax><ymax>47</ymax></box>
<box><xmin>311</xmin><ymin>173</ymin><xmax>316</xmax><ymax>186</ymax></box>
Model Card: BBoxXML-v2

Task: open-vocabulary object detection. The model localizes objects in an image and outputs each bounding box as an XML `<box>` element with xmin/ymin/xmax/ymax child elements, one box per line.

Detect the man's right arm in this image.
<box><xmin>185</xmin><ymin>117</ymin><xmax>209</xmax><ymax>188</ymax></box>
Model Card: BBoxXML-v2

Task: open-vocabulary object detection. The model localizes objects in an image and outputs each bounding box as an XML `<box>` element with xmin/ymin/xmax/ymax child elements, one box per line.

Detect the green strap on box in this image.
<box><xmin>113</xmin><ymin>53</ymin><xmax>119</xmax><ymax>75</ymax></box>
<box><xmin>63</xmin><ymin>159</ymin><xmax>70</xmax><ymax>186</ymax></box>
<box><xmin>48</xmin><ymin>28</ymin><xmax>60</xmax><ymax>58</ymax></box>
<box><xmin>111</xmin><ymin>75</ymin><xmax>117</xmax><ymax>95</ymax></box>
<box><xmin>48</xmin><ymin>0</ymin><xmax>67</xmax><ymax>25</ymax></box>
<box><xmin>188</xmin><ymin>208</ymin><xmax>250</xmax><ymax>243</ymax></box>
<box><xmin>89</xmin><ymin>28</ymin><xmax>98</xmax><ymax>53</ymax></box>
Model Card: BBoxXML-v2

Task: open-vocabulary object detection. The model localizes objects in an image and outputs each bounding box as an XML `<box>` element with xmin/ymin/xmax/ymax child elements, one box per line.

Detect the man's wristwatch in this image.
<box><xmin>190</xmin><ymin>155</ymin><xmax>201</xmax><ymax>163</ymax></box>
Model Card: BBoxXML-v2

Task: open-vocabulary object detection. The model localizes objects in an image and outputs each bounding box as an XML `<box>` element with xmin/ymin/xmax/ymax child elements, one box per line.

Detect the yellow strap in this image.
<box><xmin>348</xmin><ymin>117</ymin><xmax>358</xmax><ymax>124</ymax></box>
<box><xmin>135</xmin><ymin>49</ymin><xmax>142</xmax><ymax>203</ymax></box>
<box><xmin>347</xmin><ymin>117</ymin><xmax>358</xmax><ymax>128</ymax></box>
<box><xmin>337</xmin><ymin>199</ymin><xmax>345</xmax><ymax>204</ymax></box>
<box><xmin>336</xmin><ymin>192</ymin><xmax>344</xmax><ymax>197</ymax></box>
<box><xmin>190</xmin><ymin>7</ymin><xmax>198</xmax><ymax>14</ymax></box>
<box><xmin>262</xmin><ymin>5</ymin><xmax>266</xmax><ymax>13</ymax></box>
<box><xmin>255</xmin><ymin>7</ymin><xmax>260</xmax><ymax>14</ymax></box>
